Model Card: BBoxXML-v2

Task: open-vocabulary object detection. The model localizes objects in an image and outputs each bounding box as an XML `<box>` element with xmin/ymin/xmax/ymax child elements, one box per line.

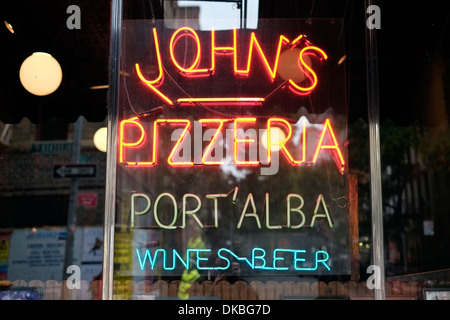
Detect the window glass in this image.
<box><xmin>113</xmin><ymin>11</ymin><xmax>350</xmax><ymax>299</ymax></box>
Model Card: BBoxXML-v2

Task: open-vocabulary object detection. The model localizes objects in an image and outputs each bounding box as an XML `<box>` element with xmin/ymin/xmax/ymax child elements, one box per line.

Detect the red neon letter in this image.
<box><xmin>120</xmin><ymin>117</ymin><xmax>156</xmax><ymax>167</ymax></box>
<box><xmin>267</xmin><ymin>118</ymin><xmax>305</xmax><ymax>165</ymax></box>
<box><xmin>169</xmin><ymin>27</ymin><xmax>209</xmax><ymax>76</ymax></box>
<box><xmin>288</xmin><ymin>46</ymin><xmax>328</xmax><ymax>95</ymax></box>
<box><xmin>210</xmin><ymin>29</ymin><xmax>237</xmax><ymax>74</ymax></box>
<box><xmin>312</xmin><ymin>118</ymin><xmax>345</xmax><ymax>173</ymax></box>
<box><xmin>234</xmin><ymin>118</ymin><xmax>259</xmax><ymax>166</ymax></box>
<box><xmin>135</xmin><ymin>28</ymin><xmax>173</xmax><ymax>105</ymax></box>
<box><xmin>200</xmin><ymin>119</ymin><xmax>229</xmax><ymax>165</ymax></box>
<box><xmin>158</xmin><ymin>119</ymin><xmax>194</xmax><ymax>167</ymax></box>
<box><xmin>235</xmin><ymin>32</ymin><xmax>293</xmax><ymax>80</ymax></box>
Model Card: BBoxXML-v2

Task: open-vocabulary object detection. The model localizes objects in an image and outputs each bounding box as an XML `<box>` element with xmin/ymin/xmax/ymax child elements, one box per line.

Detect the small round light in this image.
<box><xmin>277</xmin><ymin>48</ymin><xmax>312</xmax><ymax>83</ymax></box>
<box><xmin>261</xmin><ymin>127</ymin><xmax>287</xmax><ymax>152</ymax></box>
<box><xmin>19</xmin><ymin>52</ymin><xmax>63</xmax><ymax>96</ymax></box>
<box><xmin>93</xmin><ymin>127</ymin><xmax>108</xmax><ymax>152</ymax></box>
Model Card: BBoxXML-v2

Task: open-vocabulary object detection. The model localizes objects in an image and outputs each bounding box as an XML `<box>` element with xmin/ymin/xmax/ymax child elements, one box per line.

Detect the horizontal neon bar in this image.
<box><xmin>177</xmin><ymin>97</ymin><xmax>265</xmax><ymax>105</ymax></box>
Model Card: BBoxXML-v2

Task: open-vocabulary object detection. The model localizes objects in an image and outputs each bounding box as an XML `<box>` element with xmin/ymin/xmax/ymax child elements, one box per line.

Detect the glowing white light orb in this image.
<box><xmin>19</xmin><ymin>52</ymin><xmax>63</xmax><ymax>96</ymax></box>
<box><xmin>261</xmin><ymin>127</ymin><xmax>287</xmax><ymax>152</ymax></box>
<box><xmin>93</xmin><ymin>127</ymin><xmax>108</xmax><ymax>152</ymax></box>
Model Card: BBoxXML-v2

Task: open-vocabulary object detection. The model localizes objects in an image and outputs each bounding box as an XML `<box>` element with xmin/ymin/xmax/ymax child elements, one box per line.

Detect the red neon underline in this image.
<box><xmin>177</xmin><ymin>97</ymin><xmax>265</xmax><ymax>105</ymax></box>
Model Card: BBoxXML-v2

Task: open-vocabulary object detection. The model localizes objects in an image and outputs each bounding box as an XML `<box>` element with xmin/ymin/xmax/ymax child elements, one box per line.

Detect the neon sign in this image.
<box><xmin>116</xmin><ymin>19</ymin><xmax>350</xmax><ymax>279</ymax></box>
<box><xmin>119</xmin><ymin>117</ymin><xmax>345</xmax><ymax>173</ymax></box>
<box><xmin>135</xmin><ymin>27</ymin><xmax>328</xmax><ymax>106</ymax></box>
<box><xmin>130</xmin><ymin>189</ymin><xmax>334</xmax><ymax>230</ymax></box>
<box><xmin>136</xmin><ymin>247</ymin><xmax>330</xmax><ymax>272</ymax></box>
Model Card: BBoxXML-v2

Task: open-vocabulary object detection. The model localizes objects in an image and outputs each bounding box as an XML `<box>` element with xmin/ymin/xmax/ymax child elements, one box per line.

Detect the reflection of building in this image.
<box><xmin>0</xmin><ymin>118</ymin><xmax>107</xmax><ymax>228</ymax></box>
<box><xmin>382</xmin><ymin>127</ymin><xmax>450</xmax><ymax>276</ymax></box>
<box><xmin>0</xmin><ymin>117</ymin><xmax>107</xmax><ymax>282</ymax></box>
<box><xmin>164</xmin><ymin>1</ymin><xmax>200</xmax><ymax>29</ymax></box>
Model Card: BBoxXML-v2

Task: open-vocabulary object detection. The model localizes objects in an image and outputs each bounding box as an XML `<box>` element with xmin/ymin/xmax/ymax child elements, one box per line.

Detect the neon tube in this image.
<box><xmin>311</xmin><ymin>118</ymin><xmax>345</xmax><ymax>173</ymax></box>
<box><xmin>135</xmin><ymin>28</ymin><xmax>173</xmax><ymax>105</ymax></box>
<box><xmin>169</xmin><ymin>27</ymin><xmax>209</xmax><ymax>75</ymax></box>
<box><xmin>177</xmin><ymin>97</ymin><xmax>264</xmax><ymax>106</ymax></box>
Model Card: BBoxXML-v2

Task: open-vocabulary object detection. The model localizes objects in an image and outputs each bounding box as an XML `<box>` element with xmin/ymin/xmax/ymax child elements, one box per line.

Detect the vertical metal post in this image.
<box><xmin>365</xmin><ymin>0</ymin><xmax>386</xmax><ymax>300</ymax></box>
<box><xmin>243</xmin><ymin>0</ymin><xmax>247</xmax><ymax>29</ymax></box>
<box><xmin>239</xmin><ymin>0</ymin><xmax>243</xmax><ymax>29</ymax></box>
<box><xmin>102</xmin><ymin>0</ymin><xmax>122</xmax><ymax>300</ymax></box>
<box><xmin>62</xmin><ymin>116</ymin><xmax>83</xmax><ymax>300</ymax></box>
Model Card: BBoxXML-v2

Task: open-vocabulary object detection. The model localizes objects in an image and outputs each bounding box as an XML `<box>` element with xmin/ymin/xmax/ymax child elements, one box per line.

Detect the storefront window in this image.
<box><xmin>110</xmin><ymin>14</ymin><xmax>349</xmax><ymax>299</ymax></box>
<box><xmin>0</xmin><ymin>0</ymin><xmax>449</xmax><ymax>302</ymax></box>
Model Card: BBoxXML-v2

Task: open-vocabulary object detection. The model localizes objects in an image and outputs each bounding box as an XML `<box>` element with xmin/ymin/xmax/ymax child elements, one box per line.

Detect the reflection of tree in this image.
<box><xmin>348</xmin><ymin>116</ymin><xmax>450</xmax><ymax>276</ymax></box>
<box><xmin>347</xmin><ymin>119</ymin><xmax>371</xmax><ymax>241</ymax></box>
<box><xmin>418</xmin><ymin>127</ymin><xmax>450</xmax><ymax>172</ymax></box>
<box><xmin>414</xmin><ymin>124</ymin><xmax>450</xmax><ymax>272</ymax></box>
<box><xmin>380</xmin><ymin>121</ymin><xmax>421</xmax><ymax>275</ymax></box>
<box><xmin>348</xmin><ymin>119</ymin><xmax>419</xmax><ymax>275</ymax></box>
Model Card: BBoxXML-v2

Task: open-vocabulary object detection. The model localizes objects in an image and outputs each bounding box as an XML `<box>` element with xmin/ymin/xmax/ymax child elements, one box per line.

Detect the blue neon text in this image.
<box><xmin>135</xmin><ymin>247</ymin><xmax>331</xmax><ymax>271</ymax></box>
